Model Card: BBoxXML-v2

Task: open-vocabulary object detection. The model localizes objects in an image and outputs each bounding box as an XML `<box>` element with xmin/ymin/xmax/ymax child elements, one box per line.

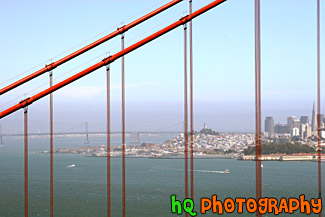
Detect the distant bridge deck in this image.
<box><xmin>3</xmin><ymin>131</ymin><xmax>183</xmax><ymax>137</ymax></box>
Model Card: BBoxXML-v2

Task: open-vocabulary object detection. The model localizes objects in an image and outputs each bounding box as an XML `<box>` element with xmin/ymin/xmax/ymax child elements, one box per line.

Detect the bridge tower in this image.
<box><xmin>130</xmin><ymin>132</ymin><xmax>140</xmax><ymax>143</ymax></box>
<box><xmin>84</xmin><ymin>122</ymin><xmax>89</xmax><ymax>144</ymax></box>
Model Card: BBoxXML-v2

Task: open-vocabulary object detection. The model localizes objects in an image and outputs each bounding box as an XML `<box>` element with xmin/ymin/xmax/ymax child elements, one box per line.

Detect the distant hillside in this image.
<box><xmin>243</xmin><ymin>143</ymin><xmax>315</xmax><ymax>155</ymax></box>
<box><xmin>196</xmin><ymin>128</ymin><xmax>219</xmax><ymax>135</ymax></box>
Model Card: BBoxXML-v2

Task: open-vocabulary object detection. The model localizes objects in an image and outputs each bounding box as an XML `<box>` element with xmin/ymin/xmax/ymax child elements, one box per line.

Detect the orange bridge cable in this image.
<box><xmin>0</xmin><ymin>0</ymin><xmax>227</xmax><ymax>120</ymax></box>
<box><xmin>257</xmin><ymin>0</ymin><xmax>261</xmax><ymax>199</ymax></box>
<box><xmin>184</xmin><ymin>23</ymin><xmax>189</xmax><ymax>217</ymax></box>
<box><xmin>258</xmin><ymin>0</ymin><xmax>262</xmax><ymax>204</ymax></box>
<box><xmin>257</xmin><ymin>0</ymin><xmax>261</xmax><ymax>182</ymax></box>
<box><xmin>52</xmin><ymin>0</ymin><xmax>171</xmax><ymax>61</ymax></box>
<box><xmin>0</xmin><ymin>0</ymin><xmax>180</xmax><ymax>89</ymax></box>
<box><xmin>0</xmin><ymin>0</ymin><xmax>184</xmax><ymax>96</ymax></box>
<box><xmin>0</xmin><ymin>52</ymin><xmax>111</xmax><ymax>110</ymax></box>
<box><xmin>120</xmin><ymin>0</ymin><xmax>171</xmax><ymax>27</ymax></box>
<box><xmin>106</xmin><ymin>64</ymin><xmax>111</xmax><ymax>217</ymax></box>
<box><xmin>254</xmin><ymin>0</ymin><xmax>262</xmax><ymax>217</ymax></box>
<box><xmin>121</xmin><ymin>33</ymin><xmax>126</xmax><ymax>217</ymax></box>
<box><xmin>0</xmin><ymin>10</ymin><xmax>183</xmax><ymax>110</ymax></box>
<box><xmin>49</xmin><ymin>70</ymin><xmax>54</xmax><ymax>217</ymax></box>
<box><xmin>24</xmin><ymin>107</ymin><xmax>28</xmax><ymax>217</ymax></box>
<box><xmin>317</xmin><ymin>0</ymin><xmax>322</xmax><ymax>212</ymax></box>
<box><xmin>0</xmin><ymin>61</ymin><xmax>48</xmax><ymax>87</ymax></box>
<box><xmin>189</xmin><ymin>0</ymin><xmax>194</xmax><ymax>201</ymax></box>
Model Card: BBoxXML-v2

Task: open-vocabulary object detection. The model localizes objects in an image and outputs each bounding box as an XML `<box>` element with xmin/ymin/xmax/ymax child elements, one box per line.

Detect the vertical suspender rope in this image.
<box><xmin>49</xmin><ymin>68</ymin><xmax>54</xmax><ymax>217</ymax></box>
<box><xmin>24</xmin><ymin>106</ymin><xmax>29</xmax><ymax>217</ymax></box>
<box><xmin>184</xmin><ymin>23</ymin><xmax>189</xmax><ymax>217</ymax></box>
<box><xmin>255</xmin><ymin>0</ymin><xmax>262</xmax><ymax>216</ymax></box>
<box><xmin>189</xmin><ymin>0</ymin><xmax>194</xmax><ymax>200</ymax></box>
<box><xmin>317</xmin><ymin>1</ymin><xmax>322</xmax><ymax>214</ymax></box>
<box><xmin>106</xmin><ymin>63</ymin><xmax>111</xmax><ymax>217</ymax></box>
<box><xmin>121</xmin><ymin>33</ymin><xmax>126</xmax><ymax>217</ymax></box>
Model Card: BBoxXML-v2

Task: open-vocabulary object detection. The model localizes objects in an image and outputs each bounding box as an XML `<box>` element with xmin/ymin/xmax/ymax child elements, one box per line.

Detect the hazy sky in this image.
<box><xmin>0</xmin><ymin>0</ymin><xmax>324</xmax><ymax>133</ymax></box>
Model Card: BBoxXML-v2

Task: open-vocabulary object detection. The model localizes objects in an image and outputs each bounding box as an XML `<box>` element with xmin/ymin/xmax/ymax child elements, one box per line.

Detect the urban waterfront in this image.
<box><xmin>0</xmin><ymin>136</ymin><xmax>323</xmax><ymax>217</ymax></box>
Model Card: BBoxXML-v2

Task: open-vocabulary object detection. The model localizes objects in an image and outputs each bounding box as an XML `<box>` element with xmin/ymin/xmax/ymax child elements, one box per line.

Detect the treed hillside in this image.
<box><xmin>243</xmin><ymin>143</ymin><xmax>315</xmax><ymax>155</ymax></box>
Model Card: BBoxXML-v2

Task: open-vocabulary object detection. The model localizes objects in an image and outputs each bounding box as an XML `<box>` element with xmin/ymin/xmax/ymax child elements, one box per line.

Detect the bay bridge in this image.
<box><xmin>0</xmin><ymin>0</ymin><xmax>323</xmax><ymax>217</ymax></box>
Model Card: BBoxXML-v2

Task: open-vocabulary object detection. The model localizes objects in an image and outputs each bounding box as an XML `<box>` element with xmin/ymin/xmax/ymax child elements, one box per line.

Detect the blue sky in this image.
<box><xmin>0</xmin><ymin>0</ymin><xmax>324</xmax><ymax>133</ymax></box>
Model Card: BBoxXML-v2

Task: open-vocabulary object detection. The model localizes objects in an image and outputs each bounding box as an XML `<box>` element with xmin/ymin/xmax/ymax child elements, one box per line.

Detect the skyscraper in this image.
<box><xmin>293</xmin><ymin>120</ymin><xmax>300</xmax><ymax>128</ymax></box>
<box><xmin>311</xmin><ymin>101</ymin><xmax>317</xmax><ymax>132</ymax></box>
<box><xmin>265</xmin><ymin>116</ymin><xmax>274</xmax><ymax>137</ymax></box>
<box><xmin>300</xmin><ymin>116</ymin><xmax>309</xmax><ymax>125</ymax></box>
<box><xmin>287</xmin><ymin>116</ymin><xmax>295</xmax><ymax>129</ymax></box>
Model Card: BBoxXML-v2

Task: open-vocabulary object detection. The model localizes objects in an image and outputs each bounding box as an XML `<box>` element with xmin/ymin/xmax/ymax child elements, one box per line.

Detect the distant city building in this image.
<box><xmin>203</xmin><ymin>123</ymin><xmax>207</xmax><ymax>130</ymax></box>
<box><xmin>293</xmin><ymin>120</ymin><xmax>300</xmax><ymax>128</ymax></box>
<box><xmin>300</xmin><ymin>124</ymin><xmax>312</xmax><ymax>139</ymax></box>
<box><xmin>300</xmin><ymin>124</ymin><xmax>306</xmax><ymax>139</ymax></box>
<box><xmin>305</xmin><ymin>125</ymin><xmax>312</xmax><ymax>138</ymax></box>
<box><xmin>274</xmin><ymin>123</ymin><xmax>290</xmax><ymax>134</ymax></box>
<box><xmin>291</xmin><ymin>127</ymin><xmax>299</xmax><ymax>137</ymax></box>
<box><xmin>287</xmin><ymin>116</ymin><xmax>295</xmax><ymax>129</ymax></box>
<box><xmin>311</xmin><ymin>102</ymin><xmax>317</xmax><ymax>132</ymax></box>
<box><xmin>300</xmin><ymin>116</ymin><xmax>309</xmax><ymax>125</ymax></box>
<box><xmin>273</xmin><ymin>136</ymin><xmax>291</xmax><ymax>144</ymax></box>
<box><xmin>264</xmin><ymin>117</ymin><xmax>274</xmax><ymax>137</ymax></box>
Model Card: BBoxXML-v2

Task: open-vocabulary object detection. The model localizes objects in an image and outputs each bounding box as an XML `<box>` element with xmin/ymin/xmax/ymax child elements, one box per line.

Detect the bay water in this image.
<box><xmin>0</xmin><ymin>135</ymin><xmax>323</xmax><ymax>216</ymax></box>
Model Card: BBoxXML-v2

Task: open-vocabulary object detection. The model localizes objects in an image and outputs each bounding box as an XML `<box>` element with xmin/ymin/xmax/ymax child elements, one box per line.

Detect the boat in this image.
<box><xmin>66</xmin><ymin>164</ymin><xmax>76</xmax><ymax>168</ymax></box>
<box><xmin>223</xmin><ymin>169</ymin><xmax>230</xmax><ymax>174</ymax></box>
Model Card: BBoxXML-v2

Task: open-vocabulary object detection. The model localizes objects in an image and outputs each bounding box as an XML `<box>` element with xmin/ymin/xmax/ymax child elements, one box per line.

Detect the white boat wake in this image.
<box><xmin>66</xmin><ymin>164</ymin><xmax>76</xmax><ymax>168</ymax></box>
<box><xmin>193</xmin><ymin>169</ymin><xmax>230</xmax><ymax>174</ymax></box>
<box><xmin>150</xmin><ymin>167</ymin><xmax>230</xmax><ymax>174</ymax></box>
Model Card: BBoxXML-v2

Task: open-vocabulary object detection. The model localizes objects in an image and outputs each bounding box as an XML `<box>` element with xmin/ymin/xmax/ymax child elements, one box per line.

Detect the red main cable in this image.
<box><xmin>0</xmin><ymin>0</ymin><xmax>183</xmax><ymax>96</ymax></box>
<box><xmin>0</xmin><ymin>0</ymin><xmax>227</xmax><ymax>120</ymax></box>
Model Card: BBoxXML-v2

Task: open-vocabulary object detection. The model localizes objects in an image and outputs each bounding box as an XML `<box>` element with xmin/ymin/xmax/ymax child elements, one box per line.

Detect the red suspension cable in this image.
<box><xmin>184</xmin><ymin>23</ymin><xmax>189</xmax><ymax>217</ymax></box>
<box><xmin>106</xmin><ymin>64</ymin><xmax>111</xmax><ymax>217</ymax></box>
<box><xmin>189</xmin><ymin>0</ymin><xmax>194</xmax><ymax>200</ymax></box>
<box><xmin>121</xmin><ymin>33</ymin><xmax>126</xmax><ymax>217</ymax></box>
<box><xmin>49</xmin><ymin>70</ymin><xmax>54</xmax><ymax>217</ymax></box>
<box><xmin>0</xmin><ymin>0</ymin><xmax>183</xmax><ymax>95</ymax></box>
<box><xmin>24</xmin><ymin>107</ymin><xmax>28</xmax><ymax>217</ymax></box>
<box><xmin>255</xmin><ymin>1</ymin><xmax>262</xmax><ymax>217</ymax></box>
<box><xmin>317</xmin><ymin>1</ymin><xmax>322</xmax><ymax>215</ymax></box>
<box><xmin>0</xmin><ymin>0</ymin><xmax>227</xmax><ymax>120</ymax></box>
